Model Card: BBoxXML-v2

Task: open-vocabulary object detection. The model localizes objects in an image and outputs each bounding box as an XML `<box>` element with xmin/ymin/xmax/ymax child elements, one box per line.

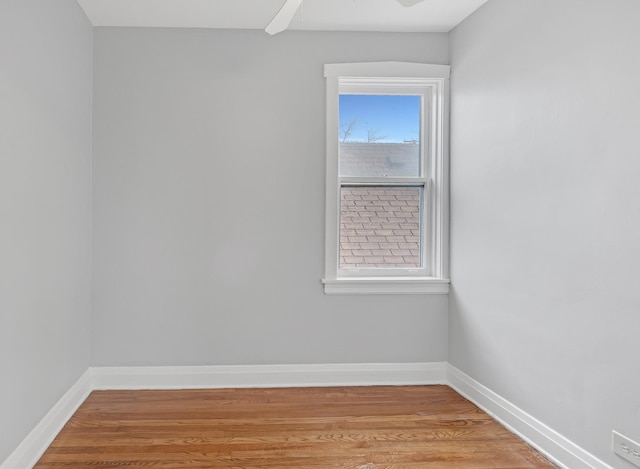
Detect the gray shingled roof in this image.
<box><xmin>339</xmin><ymin>142</ymin><xmax>420</xmax><ymax>177</ymax></box>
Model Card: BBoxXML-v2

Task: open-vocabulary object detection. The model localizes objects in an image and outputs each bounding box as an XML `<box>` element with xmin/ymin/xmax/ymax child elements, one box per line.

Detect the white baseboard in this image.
<box><xmin>0</xmin><ymin>369</ymin><xmax>92</xmax><ymax>469</ymax></box>
<box><xmin>446</xmin><ymin>364</ymin><xmax>612</xmax><ymax>469</ymax></box>
<box><xmin>91</xmin><ymin>362</ymin><xmax>448</xmax><ymax>390</ymax></box>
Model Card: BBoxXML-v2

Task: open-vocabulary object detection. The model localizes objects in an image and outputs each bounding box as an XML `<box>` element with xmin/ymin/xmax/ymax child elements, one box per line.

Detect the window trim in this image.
<box><xmin>322</xmin><ymin>62</ymin><xmax>450</xmax><ymax>295</ymax></box>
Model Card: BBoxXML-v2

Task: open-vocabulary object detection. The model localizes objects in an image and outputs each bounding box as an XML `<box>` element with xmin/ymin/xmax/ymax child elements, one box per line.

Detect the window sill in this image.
<box><xmin>321</xmin><ymin>277</ymin><xmax>450</xmax><ymax>295</ymax></box>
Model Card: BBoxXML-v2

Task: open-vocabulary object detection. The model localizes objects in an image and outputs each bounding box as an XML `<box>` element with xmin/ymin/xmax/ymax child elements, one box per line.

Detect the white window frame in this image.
<box><xmin>322</xmin><ymin>62</ymin><xmax>450</xmax><ymax>294</ymax></box>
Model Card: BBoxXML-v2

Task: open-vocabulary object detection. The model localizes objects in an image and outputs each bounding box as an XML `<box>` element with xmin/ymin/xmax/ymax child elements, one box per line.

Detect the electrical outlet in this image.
<box><xmin>613</xmin><ymin>431</ymin><xmax>640</xmax><ymax>468</ymax></box>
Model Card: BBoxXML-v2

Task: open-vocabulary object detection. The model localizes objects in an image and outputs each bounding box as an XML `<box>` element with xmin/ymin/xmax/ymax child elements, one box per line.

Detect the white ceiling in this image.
<box><xmin>76</xmin><ymin>0</ymin><xmax>488</xmax><ymax>33</ymax></box>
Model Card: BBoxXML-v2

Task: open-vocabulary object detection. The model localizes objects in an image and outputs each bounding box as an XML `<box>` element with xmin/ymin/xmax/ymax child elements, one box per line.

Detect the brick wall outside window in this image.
<box><xmin>340</xmin><ymin>186</ymin><xmax>420</xmax><ymax>269</ymax></box>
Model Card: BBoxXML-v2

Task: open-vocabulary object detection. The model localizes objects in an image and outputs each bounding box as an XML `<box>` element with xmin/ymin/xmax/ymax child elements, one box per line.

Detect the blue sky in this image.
<box><xmin>339</xmin><ymin>94</ymin><xmax>421</xmax><ymax>143</ymax></box>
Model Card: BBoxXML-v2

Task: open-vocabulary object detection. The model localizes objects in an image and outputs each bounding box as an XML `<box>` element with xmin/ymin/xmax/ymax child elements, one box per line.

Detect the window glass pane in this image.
<box><xmin>339</xmin><ymin>95</ymin><xmax>421</xmax><ymax>177</ymax></box>
<box><xmin>340</xmin><ymin>186</ymin><xmax>422</xmax><ymax>269</ymax></box>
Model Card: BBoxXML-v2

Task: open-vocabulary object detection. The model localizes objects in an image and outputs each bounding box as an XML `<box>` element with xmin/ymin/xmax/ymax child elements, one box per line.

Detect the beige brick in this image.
<box><xmin>388</xmin><ymin>199</ymin><xmax>408</xmax><ymax>207</ymax></box>
<box><xmin>383</xmin><ymin>256</ymin><xmax>406</xmax><ymax>263</ymax></box>
<box><xmin>381</xmin><ymin>210</ymin><xmax>394</xmax><ymax>217</ymax></box>
<box><xmin>379</xmin><ymin>243</ymin><xmax>400</xmax><ymax>249</ymax></box>
<box><xmin>371</xmin><ymin>200</ymin><xmax>390</xmax><ymax>206</ymax></box>
<box><xmin>372</xmin><ymin>249</ymin><xmax>393</xmax><ymax>256</ymax></box>
<box><xmin>391</xmin><ymin>249</ymin><xmax>412</xmax><ymax>256</ymax></box>
<box><xmin>385</xmin><ymin>217</ymin><xmax>408</xmax><ymax>224</ymax></box>
<box><xmin>364</xmin><ymin>257</ymin><xmax>384</xmax><ymax>263</ymax></box>
<box><xmin>351</xmin><ymin>249</ymin><xmax>373</xmax><ymax>257</ymax></box>
<box><xmin>365</xmin><ymin>189</ymin><xmax>387</xmax><ymax>196</ymax></box>
<box><xmin>353</xmin><ymin>230</ymin><xmax>374</xmax><ymax>236</ymax></box>
<box><xmin>344</xmin><ymin>256</ymin><xmax>365</xmax><ymax>263</ymax></box>
<box><xmin>348</xmin><ymin>236</ymin><xmax>368</xmax><ymax>243</ymax></box>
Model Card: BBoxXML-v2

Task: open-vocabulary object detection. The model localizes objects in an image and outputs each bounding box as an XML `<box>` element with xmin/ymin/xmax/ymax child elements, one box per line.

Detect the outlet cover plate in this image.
<box><xmin>613</xmin><ymin>431</ymin><xmax>640</xmax><ymax>468</ymax></box>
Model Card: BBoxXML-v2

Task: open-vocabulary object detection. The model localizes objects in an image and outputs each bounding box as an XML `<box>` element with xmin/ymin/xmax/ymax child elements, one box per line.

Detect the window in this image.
<box><xmin>322</xmin><ymin>62</ymin><xmax>450</xmax><ymax>294</ymax></box>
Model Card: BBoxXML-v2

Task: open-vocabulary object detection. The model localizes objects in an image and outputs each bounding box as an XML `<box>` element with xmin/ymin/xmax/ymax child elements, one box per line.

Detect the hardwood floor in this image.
<box><xmin>36</xmin><ymin>386</ymin><xmax>556</xmax><ymax>468</ymax></box>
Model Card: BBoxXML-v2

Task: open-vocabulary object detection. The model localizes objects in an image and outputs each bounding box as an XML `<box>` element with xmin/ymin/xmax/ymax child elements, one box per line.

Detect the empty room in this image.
<box><xmin>1</xmin><ymin>0</ymin><xmax>638</xmax><ymax>468</ymax></box>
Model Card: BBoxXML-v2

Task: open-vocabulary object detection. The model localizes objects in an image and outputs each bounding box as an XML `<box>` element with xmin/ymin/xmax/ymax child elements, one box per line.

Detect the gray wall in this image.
<box><xmin>0</xmin><ymin>0</ymin><xmax>93</xmax><ymax>463</ymax></box>
<box><xmin>91</xmin><ymin>29</ymin><xmax>449</xmax><ymax>366</ymax></box>
<box><xmin>449</xmin><ymin>1</ymin><xmax>640</xmax><ymax>467</ymax></box>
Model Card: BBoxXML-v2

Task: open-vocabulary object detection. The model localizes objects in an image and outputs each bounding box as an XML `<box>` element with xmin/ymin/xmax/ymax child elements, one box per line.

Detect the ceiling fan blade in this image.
<box><xmin>396</xmin><ymin>0</ymin><xmax>425</xmax><ymax>6</ymax></box>
<box><xmin>265</xmin><ymin>0</ymin><xmax>304</xmax><ymax>35</ymax></box>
